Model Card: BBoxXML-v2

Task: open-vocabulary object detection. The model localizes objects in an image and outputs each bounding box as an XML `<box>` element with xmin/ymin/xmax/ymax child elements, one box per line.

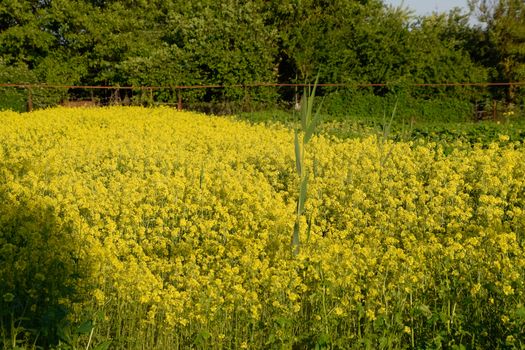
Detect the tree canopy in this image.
<box><xmin>0</xmin><ymin>0</ymin><xmax>522</xmax><ymax>113</ymax></box>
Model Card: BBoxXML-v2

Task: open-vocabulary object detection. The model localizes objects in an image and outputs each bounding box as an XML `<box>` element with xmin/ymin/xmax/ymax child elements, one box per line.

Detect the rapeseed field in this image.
<box><xmin>1</xmin><ymin>107</ymin><xmax>524</xmax><ymax>349</ymax></box>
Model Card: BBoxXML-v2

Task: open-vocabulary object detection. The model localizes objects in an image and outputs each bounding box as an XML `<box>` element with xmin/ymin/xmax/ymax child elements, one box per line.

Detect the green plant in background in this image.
<box><xmin>0</xmin><ymin>0</ymin><xmax>498</xmax><ymax>115</ymax></box>
<box><xmin>54</xmin><ymin>310</ymin><xmax>112</xmax><ymax>350</ymax></box>
<box><xmin>292</xmin><ymin>77</ymin><xmax>322</xmax><ymax>254</ymax></box>
<box><xmin>377</xmin><ymin>100</ymin><xmax>398</xmax><ymax>171</ymax></box>
<box><xmin>0</xmin><ymin>60</ymin><xmax>73</xmax><ymax>112</ymax></box>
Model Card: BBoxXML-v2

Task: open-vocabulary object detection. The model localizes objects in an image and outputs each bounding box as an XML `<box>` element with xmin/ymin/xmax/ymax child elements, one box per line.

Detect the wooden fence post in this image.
<box><xmin>27</xmin><ymin>88</ymin><xmax>33</xmax><ymax>112</ymax></box>
<box><xmin>177</xmin><ymin>91</ymin><xmax>182</xmax><ymax>111</ymax></box>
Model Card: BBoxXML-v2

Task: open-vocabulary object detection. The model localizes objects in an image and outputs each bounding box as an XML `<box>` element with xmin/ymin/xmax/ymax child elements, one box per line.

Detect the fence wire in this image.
<box><xmin>1</xmin><ymin>82</ymin><xmax>524</xmax><ymax>121</ymax></box>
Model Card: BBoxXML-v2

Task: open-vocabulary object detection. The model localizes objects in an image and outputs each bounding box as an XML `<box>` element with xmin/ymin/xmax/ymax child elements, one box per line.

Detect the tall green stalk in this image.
<box><xmin>292</xmin><ymin>77</ymin><xmax>322</xmax><ymax>254</ymax></box>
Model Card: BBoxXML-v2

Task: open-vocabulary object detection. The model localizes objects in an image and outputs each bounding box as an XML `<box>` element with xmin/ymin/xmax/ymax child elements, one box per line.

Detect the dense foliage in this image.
<box><xmin>0</xmin><ymin>0</ymin><xmax>523</xmax><ymax>115</ymax></box>
<box><xmin>1</xmin><ymin>107</ymin><xmax>525</xmax><ymax>349</ymax></box>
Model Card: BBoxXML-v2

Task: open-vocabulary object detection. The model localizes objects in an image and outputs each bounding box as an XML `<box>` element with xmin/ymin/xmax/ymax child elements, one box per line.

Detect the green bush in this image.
<box><xmin>0</xmin><ymin>60</ymin><xmax>68</xmax><ymax>112</ymax></box>
<box><xmin>322</xmin><ymin>89</ymin><xmax>474</xmax><ymax>123</ymax></box>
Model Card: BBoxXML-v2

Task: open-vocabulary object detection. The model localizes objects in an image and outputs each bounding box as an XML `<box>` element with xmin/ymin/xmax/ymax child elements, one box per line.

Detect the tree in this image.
<box><xmin>403</xmin><ymin>10</ymin><xmax>487</xmax><ymax>99</ymax></box>
<box><xmin>145</xmin><ymin>0</ymin><xmax>279</xmax><ymax>108</ymax></box>
<box><xmin>470</xmin><ymin>0</ymin><xmax>525</xmax><ymax>101</ymax></box>
<box><xmin>266</xmin><ymin>0</ymin><xmax>394</xmax><ymax>84</ymax></box>
<box><xmin>0</xmin><ymin>0</ymin><xmax>54</xmax><ymax>67</ymax></box>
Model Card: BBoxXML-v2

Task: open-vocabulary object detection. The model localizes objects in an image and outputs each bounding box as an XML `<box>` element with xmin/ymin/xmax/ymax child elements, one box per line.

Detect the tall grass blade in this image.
<box><xmin>383</xmin><ymin>99</ymin><xmax>398</xmax><ymax>140</ymax></box>
<box><xmin>292</xmin><ymin>73</ymin><xmax>320</xmax><ymax>253</ymax></box>
<box><xmin>292</xmin><ymin>219</ymin><xmax>300</xmax><ymax>253</ymax></box>
<box><xmin>306</xmin><ymin>213</ymin><xmax>312</xmax><ymax>243</ymax></box>
<box><xmin>305</xmin><ymin>75</ymin><xmax>320</xmax><ymax>128</ymax></box>
<box><xmin>298</xmin><ymin>174</ymin><xmax>308</xmax><ymax>215</ymax></box>
<box><xmin>294</xmin><ymin>129</ymin><xmax>302</xmax><ymax>177</ymax></box>
<box><xmin>300</xmin><ymin>94</ymin><xmax>307</xmax><ymax>130</ymax></box>
<box><xmin>304</xmin><ymin>97</ymin><xmax>324</xmax><ymax>143</ymax></box>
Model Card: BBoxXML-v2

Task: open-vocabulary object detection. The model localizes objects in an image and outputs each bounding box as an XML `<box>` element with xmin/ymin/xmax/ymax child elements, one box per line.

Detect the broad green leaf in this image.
<box><xmin>76</xmin><ymin>319</ymin><xmax>93</xmax><ymax>334</ymax></box>
<box><xmin>417</xmin><ymin>304</ymin><xmax>432</xmax><ymax>319</ymax></box>
<box><xmin>93</xmin><ymin>340</ymin><xmax>112</xmax><ymax>350</ymax></box>
<box><xmin>515</xmin><ymin>305</ymin><xmax>525</xmax><ymax>319</ymax></box>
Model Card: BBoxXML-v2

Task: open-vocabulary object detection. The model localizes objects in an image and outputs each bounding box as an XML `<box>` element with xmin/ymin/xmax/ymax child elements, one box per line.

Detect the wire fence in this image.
<box><xmin>1</xmin><ymin>81</ymin><xmax>524</xmax><ymax>121</ymax></box>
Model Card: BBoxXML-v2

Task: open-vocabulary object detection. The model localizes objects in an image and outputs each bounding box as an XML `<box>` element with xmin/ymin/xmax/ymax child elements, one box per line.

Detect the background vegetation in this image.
<box><xmin>1</xmin><ymin>0</ymin><xmax>524</xmax><ymax>119</ymax></box>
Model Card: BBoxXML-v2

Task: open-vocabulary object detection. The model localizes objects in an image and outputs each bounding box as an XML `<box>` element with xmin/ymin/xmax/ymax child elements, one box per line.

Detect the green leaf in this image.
<box><xmin>276</xmin><ymin>316</ymin><xmax>292</xmax><ymax>327</ymax></box>
<box><xmin>304</xmin><ymin>100</ymin><xmax>323</xmax><ymax>143</ymax></box>
<box><xmin>298</xmin><ymin>174</ymin><xmax>308</xmax><ymax>215</ymax></box>
<box><xmin>305</xmin><ymin>74</ymin><xmax>320</xmax><ymax>127</ymax></box>
<box><xmin>300</xmin><ymin>93</ymin><xmax>308</xmax><ymax>130</ymax></box>
<box><xmin>417</xmin><ymin>304</ymin><xmax>432</xmax><ymax>319</ymax></box>
<box><xmin>75</xmin><ymin>319</ymin><xmax>93</xmax><ymax>334</ymax></box>
<box><xmin>317</xmin><ymin>333</ymin><xmax>329</xmax><ymax>346</ymax></box>
<box><xmin>304</xmin><ymin>122</ymin><xmax>315</xmax><ymax>144</ymax></box>
<box><xmin>93</xmin><ymin>340</ymin><xmax>112</xmax><ymax>350</ymax></box>
<box><xmin>451</xmin><ymin>344</ymin><xmax>466</xmax><ymax>350</ymax></box>
<box><xmin>265</xmin><ymin>334</ymin><xmax>276</xmax><ymax>346</ymax></box>
<box><xmin>515</xmin><ymin>305</ymin><xmax>525</xmax><ymax>319</ymax></box>
<box><xmin>292</xmin><ymin>219</ymin><xmax>300</xmax><ymax>250</ymax></box>
<box><xmin>57</xmin><ymin>324</ymin><xmax>72</xmax><ymax>345</ymax></box>
<box><xmin>294</xmin><ymin>129</ymin><xmax>302</xmax><ymax>176</ymax></box>
<box><xmin>306</xmin><ymin>213</ymin><xmax>313</xmax><ymax>243</ymax></box>
<box><xmin>313</xmin><ymin>156</ymin><xmax>319</xmax><ymax>178</ymax></box>
<box><xmin>194</xmin><ymin>330</ymin><xmax>211</xmax><ymax>346</ymax></box>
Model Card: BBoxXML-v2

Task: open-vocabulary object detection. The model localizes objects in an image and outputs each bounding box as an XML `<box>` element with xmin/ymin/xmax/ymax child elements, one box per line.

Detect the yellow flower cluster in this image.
<box><xmin>1</xmin><ymin>107</ymin><xmax>524</xmax><ymax>349</ymax></box>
